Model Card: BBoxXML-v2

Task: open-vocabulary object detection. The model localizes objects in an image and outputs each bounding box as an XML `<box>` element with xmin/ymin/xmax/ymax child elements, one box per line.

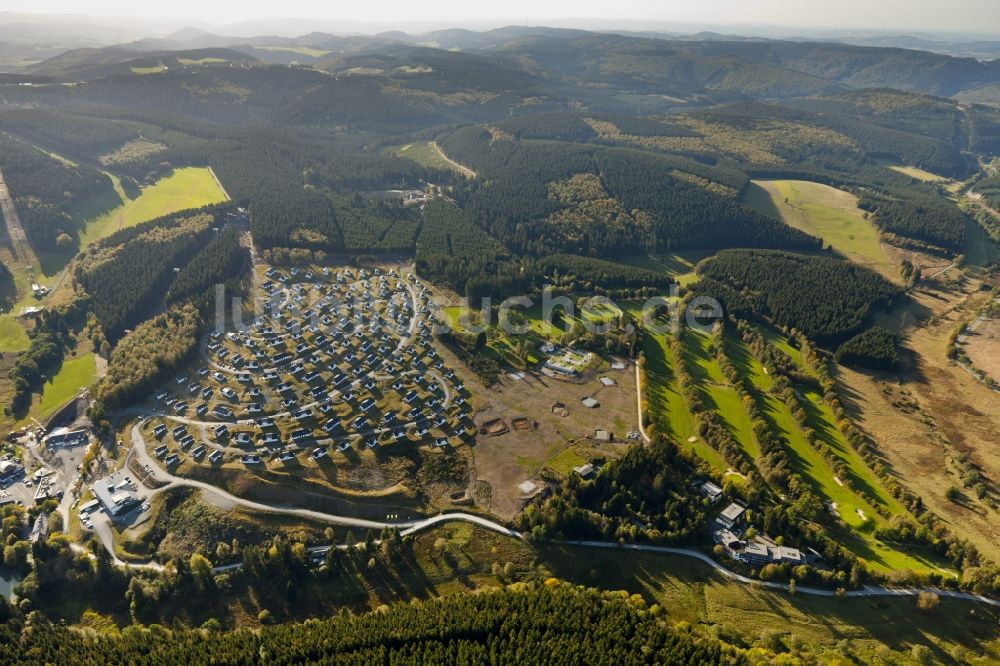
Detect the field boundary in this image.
<box><xmin>207</xmin><ymin>166</ymin><xmax>232</xmax><ymax>200</ymax></box>
<box><xmin>432</xmin><ymin>141</ymin><xmax>477</xmax><ymax>179</ymax></box>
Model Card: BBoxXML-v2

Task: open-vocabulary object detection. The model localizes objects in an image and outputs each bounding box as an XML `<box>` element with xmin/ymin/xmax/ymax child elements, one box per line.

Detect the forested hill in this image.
<box><xmin>24</xmin><ymin>47</ymin><xmax>261</xmax><ymax>79</ymax></box>
<box><xmin>439</xmin><ymin>128</ymin><xmax>821</xmax><ymax>257</ymax></box>
<box><xmin>18</xmin><ymin>29</ymin><xmax>1000</xmax><ymax>106</ymax></box>
<box><xmin>3</xmin><ymin>51</ymin><xmax>991</xmax><ymax>267</ymax></box>
<box><xmin>0</xmin><ymin>584</ymin><xmax>745</xmax><ymax>666</ymax></box>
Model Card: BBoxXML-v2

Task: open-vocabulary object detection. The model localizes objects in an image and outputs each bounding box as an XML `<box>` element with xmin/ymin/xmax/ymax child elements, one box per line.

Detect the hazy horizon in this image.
<box><xmin>1</xmin><ymin>1</ymin><xmax>999</xmax><ymax>38</ymax></box>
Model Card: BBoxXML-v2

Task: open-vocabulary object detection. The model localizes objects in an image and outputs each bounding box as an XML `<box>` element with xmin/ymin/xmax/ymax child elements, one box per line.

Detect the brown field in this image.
<box><xmin>964</xmin><ymin>316</ymin><xmax>1000</xmax><ymax>381</ymax></box>
<box><xmin>435</xmin><ymin>341</ymin><xmax>637</xmax><ymax>519</ymax></box>
<box><xmin>880</xmin><ymin>242</ymin><xmax>953</xmax><ymax>280</ymax></box>
<box><xmin>836</xmin><ymin>365</ymin><xmax>1000</xmax><ymax>562</ymax></box>
<box><xmin>838</xmin><ymin>271</ymin><xmax>1000</xmax><ymax>561</ymax></box>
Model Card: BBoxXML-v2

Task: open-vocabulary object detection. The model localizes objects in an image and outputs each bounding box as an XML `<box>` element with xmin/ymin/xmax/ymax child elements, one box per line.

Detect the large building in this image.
<box><xmin>43</xmin><ymin>427</ymin><xmax>89</xmax><ymax>449</ymax></box>
<box><xmin>699</xmin><ymin>481</ymin><xmax>724</xmax><ymax>503</ymax></box>
<box><xmin>91</xmin><ymin>479</ymin><xmax>139</xmax><ymax>517</ymax></box>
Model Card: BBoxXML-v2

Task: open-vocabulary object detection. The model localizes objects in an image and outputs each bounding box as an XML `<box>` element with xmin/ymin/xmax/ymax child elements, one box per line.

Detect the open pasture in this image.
<box><xmin>744</xmin><ymin>179</ymin><xmax>895</xmax><ymax>280</ymax></box>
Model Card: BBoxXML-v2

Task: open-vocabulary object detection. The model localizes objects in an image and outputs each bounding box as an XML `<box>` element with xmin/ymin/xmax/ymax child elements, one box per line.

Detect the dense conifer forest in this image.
<box><xmin>74</xmin><ymin>213</ymin><xmax>215</xmax><ymax>341</ymax></box>
<box><xmin>693</xmin><ymin>250</ymin><xmax>902</xmax><ymax>344</ymax></box>
<box><xmin>0</xmin><ymin>132</ymin><xmax>115</xmax><ymax>248</ymax></box>
<box><xmin>0</xmin><ymin>584</ymin><xmax>743</xmax><ymax>666</ymax></box>
<box><xmin>835</xmin><ymin>326</ymin><xmax>901</xmax><ymax>370</ymax></box>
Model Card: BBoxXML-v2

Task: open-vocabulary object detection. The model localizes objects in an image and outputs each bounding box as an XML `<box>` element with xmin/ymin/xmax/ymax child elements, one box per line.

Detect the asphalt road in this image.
<box><xmin>77</xmin><ymin>420</ymin><xmax>993</xmax><ymax>607</ymax></box>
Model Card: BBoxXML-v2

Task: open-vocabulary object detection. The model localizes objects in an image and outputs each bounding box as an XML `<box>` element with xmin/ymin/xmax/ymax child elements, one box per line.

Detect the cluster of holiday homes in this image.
<box><xmin>700</xmin><ymin>481</ymin><xmax>805</xmax><ymax>567</ymax></box>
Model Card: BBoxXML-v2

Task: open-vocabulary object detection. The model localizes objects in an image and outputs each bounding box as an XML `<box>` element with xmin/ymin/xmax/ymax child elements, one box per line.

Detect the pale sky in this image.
<box><xmin>3</xmin><ymin>0</ymin><xmax>999</xmax><ymax>35</ymax></box>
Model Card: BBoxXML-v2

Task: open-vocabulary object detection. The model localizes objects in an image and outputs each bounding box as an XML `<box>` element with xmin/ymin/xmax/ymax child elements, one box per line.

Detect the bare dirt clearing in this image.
<box><xmin>437</xmin><ymin>342</ymin><xmax>637</xmax><ymax>519</ymax></box>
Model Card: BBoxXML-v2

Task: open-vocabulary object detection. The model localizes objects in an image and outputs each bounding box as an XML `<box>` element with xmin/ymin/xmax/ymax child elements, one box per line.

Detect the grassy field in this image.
<box><xmin>623</xmin><ymin>251</ymin><xmax>713</xmax><ymax>286</ymax></box>
<box><xmin>130</xmin><ymin>63</ymin><xmax>167</xmax><ymax>74</ymax></box>
<box><xmin>744</xmin><ymin>180</ymin><xmax>896</xmax><ymax>280</ymax></box>
<box><xmin>623</xmin><ymin>293</ymin><xmax>952</xmax><ymax>574</ymax></box>
<box><xmin>542</xmin><ymin>446</ymin><xmax>590</xmax><ymax>475</ymax></box>
<box><xmin>638</xmin><ymin>330</ymin><xmax>723</xmax><ymax>468</ymax></box>
<box><xmin>66</xmin><ymin>512</ymin><xmax>1000</xmax><ymax>663</ymax></box>
<box><xmin>387</xmin><ymin>141</ymin><xmax>467</xmax><ymax>175</ymax></box>
<box><xmin>177</xmin><ymin>57</ymin><xmax>227</xmax><ymax>66</ymax></box>
<box><xmin>684</xmin><ymin>330</ymin><xmax>761</xmax><ymax>460</ymax></box>
<box><xmin>0</xmin><ymin>317</ymin><xmax>29</xmax><ymax>352</ymax></box>
<box><xmin>77</xmin><ymin>167</ymin><xmax>228</xmax><ymax>248</ymax></box>
<box><xmin>964</xmin><ymin>214</ymin><xmax>1000</xmax><ymax>267</ymax></box>
<box><xmin>441</xmin><ymin>305</ymin><xmax>547</xmax><ymax>366</ymax></box>
<box><xmin>538</xmin><ymin>543</ymin><xmax>999</xmax><ymax>665</ymax></box>
<box><xmin>800</xmin><ymin>385</ymin><xmax>907</xmax><ymax>518</ymax></box>
<box><xmin>888</xmin><ymin>165</ymin><xmax>948</xmax><ymax>182</ymax></box>
<box><xmin>0</xmin><ymin>149</ymin><xmax>113</xmax><ymax>313</ymax></box>
<box><xmin>725</xmin><ymin>330</ymin><xmax>949</xmax><ymax>574</ymax></box>
<box><xmin>2</xmin><ymin>166</ymin><xmax>227</xmax><ymax>318</ymax></box>
<box><xmin>442</xmin><ymin>299</ymin><xmax>624</xmax><ymax>368</ymax></box>
<box><xmin>31</xmin><ymin>352</ymin><xmax>96</xmax><ymax>422</ymax></box>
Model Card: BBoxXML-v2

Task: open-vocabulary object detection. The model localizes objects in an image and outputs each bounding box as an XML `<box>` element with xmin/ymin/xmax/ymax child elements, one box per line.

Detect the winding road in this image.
<box><xmin>63</xmin><ymin>421</ymin><xmax>985</xmax><ymax>607</ymax></box>
<box><xmin>59</xmin><ymin>266</ymin><xmax>999</xmax><ymax>608</ymax></box>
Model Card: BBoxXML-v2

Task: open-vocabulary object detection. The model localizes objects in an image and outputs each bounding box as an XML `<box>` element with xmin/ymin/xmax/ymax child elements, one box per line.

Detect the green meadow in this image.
<box><xmin>744</xmin><ymin>179</ymin><xmax>895</xmax><ymax>280</ymax></box>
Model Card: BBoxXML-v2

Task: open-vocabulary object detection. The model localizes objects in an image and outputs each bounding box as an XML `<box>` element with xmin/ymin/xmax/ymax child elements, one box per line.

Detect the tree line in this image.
<box><xmin>0</xmin><ymin>582</ymin><xmax>745</xmax><ymax>666</ymax></box>
<box><xmin>859</xmin><ymin>193</ymin><xmax>968</xmax><ymax>254</ymax></box>
<box><xmin>95</xmin><ymin>304</ymin><xmax>203</xmax><ymax>409</ymax></box>
<box><xmin>6</xmin><ymin>299</ymin><xmax>90</xmax><ymax>416</ymax></box>
<box><xmin>835</xmin><ymin>326</ymin><xmax>900</xmax><ymax>370</ymax></box>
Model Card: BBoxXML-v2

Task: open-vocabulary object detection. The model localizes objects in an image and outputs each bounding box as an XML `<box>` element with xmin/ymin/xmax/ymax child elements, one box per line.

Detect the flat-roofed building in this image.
<box><xmin>699</xmin><ymin>481</ymin><xmax>724</xmax><ymax>503</ymax></box>
<box><xmin>772</xmin><ymin>546</ymin><xmax>803</xmax><ymax>565</ymax></box>
<box><xmin>717</xmin><ymin>502</ymin><xmax>746</xmax><ymax>529</ymax></box>
<box><xmin>43</xmin><ymin>428</ymin><xmax>89</xmax><ymax>449</ymax></box>
<box><xmin>741</xmin><ymin>541</ymin><xmax>770</xmax><ymax>566</ymax></box>
<box><xmin>91</xmin><ymin>479</ymin><xmax>139</xmax><ymax>517</ymax></box>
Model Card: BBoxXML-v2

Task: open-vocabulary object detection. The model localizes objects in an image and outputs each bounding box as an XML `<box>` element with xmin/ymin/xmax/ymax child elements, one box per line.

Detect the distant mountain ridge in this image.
<box><xmin>15</xmin><ymin>26</ymin><xmax>1000</xmax><ymax>106</ymax></box>
<box><xmin>24</xmin><ymin>47</ymin><xmax>262</xmax><ymax>79</ymax></box>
